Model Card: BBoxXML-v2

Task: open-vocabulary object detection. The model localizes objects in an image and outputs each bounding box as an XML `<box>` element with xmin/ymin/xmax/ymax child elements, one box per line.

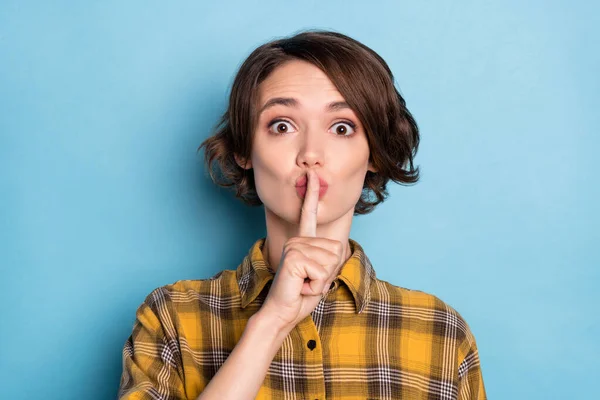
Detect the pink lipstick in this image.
<box><xmin>295</xmin><ymin>173</ymin><xmax>328</xmax><ymax>200</ymax></box>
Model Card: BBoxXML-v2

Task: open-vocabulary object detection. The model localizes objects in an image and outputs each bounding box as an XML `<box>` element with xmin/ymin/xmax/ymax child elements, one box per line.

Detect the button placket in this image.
<box><xmin>296</xmin><ymin>314</ymin><xmax>326</xmax><ymax>400</ymax></box>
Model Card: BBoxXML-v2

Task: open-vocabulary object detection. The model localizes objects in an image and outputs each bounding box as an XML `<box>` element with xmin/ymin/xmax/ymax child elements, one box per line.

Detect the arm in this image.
<box><xmin>118</xmin><ymin>293</ymin><xmax>292</xmax><ymax>400</ymax></box>
<box><xmin>457</xmin><ymin>336</ymin><xmax>487</xmax><ymax>400</ymax></box>
<box><xmin>121</xmin><ymin>171</ymin><xmax>334</xmax><ymax>399</ymax></box>
<box><xmin>118</xmin><ymin>289</ymin><xmax>186</xmax><ymax>399</ymax></box>
<box><xmin>195</xmin><ymin>310</ymin><xmax>292</xmax><ymax>400</ymax></box>
<box><xmin>198</xmin><ymin>170</ymin><xmax>339</xmax><ymax>399</ymax></box>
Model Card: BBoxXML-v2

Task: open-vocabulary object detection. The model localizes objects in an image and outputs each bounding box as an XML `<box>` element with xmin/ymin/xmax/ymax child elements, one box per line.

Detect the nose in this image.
<box><xmin>296</xmin><ymin>124</ymin><xmax>325</xmax><ymax>168</ymax></box>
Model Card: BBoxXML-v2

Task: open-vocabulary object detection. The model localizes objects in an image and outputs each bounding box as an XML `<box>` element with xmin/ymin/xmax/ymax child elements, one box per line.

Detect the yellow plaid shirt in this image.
<box><xmin>118</xmin><ymin>238</ymin><xmax>486</xmax><ymax>399</ymax></box>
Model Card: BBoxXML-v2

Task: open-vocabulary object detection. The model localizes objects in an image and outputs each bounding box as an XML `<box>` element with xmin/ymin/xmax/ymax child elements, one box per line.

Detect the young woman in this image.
<box><xmin>118</xmin><ymin>30</ymin><xmax>486</xmax><ymax>400</ymax></box>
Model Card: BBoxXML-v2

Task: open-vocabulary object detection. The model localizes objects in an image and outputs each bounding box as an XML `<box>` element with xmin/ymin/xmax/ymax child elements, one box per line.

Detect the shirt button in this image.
<box><xmin>307</xmin><ymin>339</ymin><xmax>317</xmax><ymax>350</ymax></box>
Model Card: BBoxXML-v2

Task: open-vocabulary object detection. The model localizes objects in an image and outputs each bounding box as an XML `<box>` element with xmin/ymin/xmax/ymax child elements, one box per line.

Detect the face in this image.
<box><xmin>236</xmin><ymin>59</ymin><xmax>376</xmax><ymax>227</ymax></box>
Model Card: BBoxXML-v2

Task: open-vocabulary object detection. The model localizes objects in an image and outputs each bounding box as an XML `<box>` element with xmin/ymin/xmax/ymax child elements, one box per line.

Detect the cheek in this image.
<box><xmin>251</xmin><ymin>150</ymin><xmax>288</xmax><ymax>201</ymax></box>
<box><xmin>252</xmin><ymin>134</ymin><xmax>283</xmax><ymax>165</ymax></box>
<box><xmin>253</xmin><ymin>149</ymin><xmax>285</xmax><ymax>179</ymax></box>
<box><xmin>335</xmin><ymin>150</ymin><xmax>370</xmax><ymax>198</ymax></box>
<box><xmin>338</xmin><ymin>145</ymin><xmax>370</xmax><ymax>177</ymax></box>
<box><xmin>252</xmin><ymin>134</ymin><xmax>294</xmax><ymax>176</ymax></box>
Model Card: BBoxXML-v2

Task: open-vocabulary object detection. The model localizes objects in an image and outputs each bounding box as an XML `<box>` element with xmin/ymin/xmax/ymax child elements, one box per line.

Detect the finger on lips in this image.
<box><xmin>296</xmin><ymin>170</ymin><xmax>344</xmax><ymax>297</ymax></box>
<box><xmin>298</xmin><ymin>169</ymin><xmax>319</xmax><ymax>238</ymax></box>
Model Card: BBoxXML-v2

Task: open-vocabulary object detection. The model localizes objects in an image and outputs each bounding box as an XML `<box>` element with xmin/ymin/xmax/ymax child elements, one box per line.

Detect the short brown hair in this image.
<box><xmin>199</xmin><ymin>29</ymin><xmax>420</xmax><ymax>215</ymax></box>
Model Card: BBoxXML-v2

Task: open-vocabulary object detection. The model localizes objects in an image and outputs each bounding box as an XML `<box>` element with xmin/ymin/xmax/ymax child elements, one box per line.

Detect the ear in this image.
<box><xmin>234</xmin><ymin>153</ymin><xmax>252</xmax><ymax>170</ymax></box>
<box><xmin>367</xmin><ymin>160</ymin><xmax>378</xmax><ymax>173</ymax></box>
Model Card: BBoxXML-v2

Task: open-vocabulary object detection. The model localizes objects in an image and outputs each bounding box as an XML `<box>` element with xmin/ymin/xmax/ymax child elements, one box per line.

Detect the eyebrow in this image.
<box><xmin>258</xmin><ymin>97</ymin><xmax>351</xmax><ymax>114</ymax></box>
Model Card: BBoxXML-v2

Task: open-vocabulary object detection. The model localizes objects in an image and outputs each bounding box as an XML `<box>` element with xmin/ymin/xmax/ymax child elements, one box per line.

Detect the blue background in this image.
<box><xmin>1</xmin><ymin>1</ymin><xmax>598</xmax><ymax>398</ymax></box>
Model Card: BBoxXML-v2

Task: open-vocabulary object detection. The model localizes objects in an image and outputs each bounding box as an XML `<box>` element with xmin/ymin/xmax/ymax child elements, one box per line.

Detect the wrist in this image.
<box><xmin>251</xmin><ymin>308</ymin><xmax>293</xmax><ymax>339</ymax></box>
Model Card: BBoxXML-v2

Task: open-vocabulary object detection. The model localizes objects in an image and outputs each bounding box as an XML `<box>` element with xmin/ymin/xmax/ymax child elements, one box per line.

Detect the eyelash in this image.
<box><xmin>267</xmin><ymin>118</ymin><xmax>357</xmax><ymax>139</ymax></box>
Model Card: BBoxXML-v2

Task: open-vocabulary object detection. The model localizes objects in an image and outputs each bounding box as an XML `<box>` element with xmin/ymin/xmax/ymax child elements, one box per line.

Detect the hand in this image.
<box><xmin>258</xmin><ymin>169</ymin><xmax>345</xmax><ymax>331</ymax></box>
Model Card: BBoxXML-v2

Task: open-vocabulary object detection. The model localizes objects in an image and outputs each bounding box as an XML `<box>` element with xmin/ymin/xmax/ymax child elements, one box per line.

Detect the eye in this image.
<box><xmin>330</xmin><ymin>121</ymin><xmax>356</xmax><ymax>137</ymax></box>
<box><xmin>268</xmin><ymin>119</ymin><xmax>297</xmax><ymax>135</ymax></box>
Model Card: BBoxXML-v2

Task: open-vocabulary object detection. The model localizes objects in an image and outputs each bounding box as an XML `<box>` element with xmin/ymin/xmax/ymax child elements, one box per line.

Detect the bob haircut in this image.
<box><xmin>199</xmin><ymin>30</ymin><xmax>420</xmax><ymax>215</ymax></box>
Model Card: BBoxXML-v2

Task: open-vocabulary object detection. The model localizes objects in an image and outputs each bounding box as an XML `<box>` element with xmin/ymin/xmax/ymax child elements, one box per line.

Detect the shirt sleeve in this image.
<box><xmin>456</xmin><ymin>332</ymin><xmax>487</xmax><ymax>400</ymax></box>
<box><xmin>118</xmin><ymin>288</ymin><xmax>187</xmax><ymax>400</ymax></box>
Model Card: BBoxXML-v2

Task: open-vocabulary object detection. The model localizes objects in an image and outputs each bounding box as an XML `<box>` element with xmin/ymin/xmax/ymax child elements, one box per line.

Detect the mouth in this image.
<box><xmin>295</xmin><ymin>173</ymin><xmax>329</xmax><ymax>188</ymax></box>
<box><xmin>295</xmin><ymin>172</ymin><xmax>329</xmax><ymax>199</ymax></box>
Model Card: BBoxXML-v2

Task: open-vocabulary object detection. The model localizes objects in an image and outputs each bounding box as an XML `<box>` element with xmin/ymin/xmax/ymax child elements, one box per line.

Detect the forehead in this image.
<box><xmin>258</xmin><ymin>60</ymin><xmax>343</xmax><ymax>103</ymax></box>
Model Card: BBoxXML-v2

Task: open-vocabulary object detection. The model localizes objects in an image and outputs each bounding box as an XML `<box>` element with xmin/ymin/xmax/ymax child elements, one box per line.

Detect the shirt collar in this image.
<box><xmin>236</xmin><ymin>237</ymin><xmax>376</xmax><ymax>314</ymax></box>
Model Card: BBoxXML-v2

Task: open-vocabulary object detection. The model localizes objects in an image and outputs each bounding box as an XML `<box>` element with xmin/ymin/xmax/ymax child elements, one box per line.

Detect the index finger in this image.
<box><xmin>298</xmin><ymin>169</ymin><xmax>319</xmax><ymax>237</ymax></box>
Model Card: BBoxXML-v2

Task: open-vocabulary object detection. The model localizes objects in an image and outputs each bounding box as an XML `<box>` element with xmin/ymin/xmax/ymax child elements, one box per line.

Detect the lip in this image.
<box><xmin>295</xmin><ymin>172</ymin><xmax>328</xmax><ymax>200</ymax></box>
<box><xmin>295</xmin><ymin>173</ymin><xmax>329</xmax><ymax>188</ymax></box>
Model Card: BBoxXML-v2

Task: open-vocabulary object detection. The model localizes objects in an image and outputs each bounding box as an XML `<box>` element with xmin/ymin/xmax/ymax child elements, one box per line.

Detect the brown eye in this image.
<box><xmin>276</xmin><ymin>123</ymin><xmax>288</xmax><ymax>133</ymax></box>
<box><xmin>268</xmin><ymin>120</ymin><xmax>296</xmax><ymax>135</ymax></box>
<box><xmin>330</xmin><ymin>122</ymin><xmax>355</xmax><ymax>137</ymax></box>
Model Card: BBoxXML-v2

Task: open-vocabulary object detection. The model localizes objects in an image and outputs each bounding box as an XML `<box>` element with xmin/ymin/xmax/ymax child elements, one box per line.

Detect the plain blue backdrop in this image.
<box><xmin>1</xmin><ymin>1</ymin><xmax>598</xmax><ymax>399</ymax></box>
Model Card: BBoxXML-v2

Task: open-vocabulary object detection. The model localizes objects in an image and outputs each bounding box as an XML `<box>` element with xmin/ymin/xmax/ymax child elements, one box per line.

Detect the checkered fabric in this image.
<box><xmin>118</xmin><ymin>237</ymin><xmax>486</xmax><ymax>399</ymax></box>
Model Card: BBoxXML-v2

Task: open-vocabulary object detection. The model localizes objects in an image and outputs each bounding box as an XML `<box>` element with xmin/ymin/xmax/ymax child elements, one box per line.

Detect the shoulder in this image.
<box><xmin>372</xmin><ymin>278</ymin><xmax>478</xmax><ymax>347</ymax></box>
<box><xmin>137</xmin><ymin>269</ymin><xmax>239</xmax><ymax>311</ymax></box>
<box><xmin>165</xmin><ymin>269</ymin><xmax>238</xmax><ymax>294</ymax></box>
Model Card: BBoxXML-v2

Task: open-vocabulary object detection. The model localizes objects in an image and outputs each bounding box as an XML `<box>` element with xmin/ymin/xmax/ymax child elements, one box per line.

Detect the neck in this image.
<box><xmin>261</xmin><ymin>206</ymin><xmax>354</xmax><ymax>273</ymax></box>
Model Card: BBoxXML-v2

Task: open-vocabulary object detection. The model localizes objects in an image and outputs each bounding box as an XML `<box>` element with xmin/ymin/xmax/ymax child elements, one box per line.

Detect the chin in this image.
<box><xmin>265</xmin><ymin>199</ymin><xmax>354</xmax><ymax>227</ymax></box>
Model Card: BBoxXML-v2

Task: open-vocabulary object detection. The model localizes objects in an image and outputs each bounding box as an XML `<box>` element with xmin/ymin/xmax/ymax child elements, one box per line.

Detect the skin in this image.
<box><xmin>199</xmin><ymin>59</ymin><xmax>380</xmax><ymax>400</ymax></box>
<box><xmin>197</xmin><ymin>174</ymin><xmax>331</xmax><ymax>400</ymax></box>
<box><xmin>235</xmin><ymin>59</ymin><xmax>377</xmax><ymax>272</ymax></box>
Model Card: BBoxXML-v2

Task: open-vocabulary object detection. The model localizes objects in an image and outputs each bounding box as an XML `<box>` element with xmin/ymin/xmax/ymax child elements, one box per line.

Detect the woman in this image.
<box><xmin>118</xmin><ymin>30</ymin><xmax>486</xmax><ymax>400</ymax></box>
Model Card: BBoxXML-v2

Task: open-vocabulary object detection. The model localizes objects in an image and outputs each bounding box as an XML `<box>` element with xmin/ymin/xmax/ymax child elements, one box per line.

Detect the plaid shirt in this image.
<box><xmin>118</xmin><ymin>238</ymin><xmax>486</xmax><ymax>399</ymax></box>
